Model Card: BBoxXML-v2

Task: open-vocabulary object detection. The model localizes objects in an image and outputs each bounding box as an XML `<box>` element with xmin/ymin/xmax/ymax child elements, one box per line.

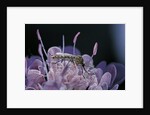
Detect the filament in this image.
<box><xmin>62</xmin><ymin>35</ymin><xmax>65</xmax><ymax>53</ymax></box>
<box><xmin>37</xmin><ymin>29</ymin><xmax>48</xmax><ymax>57</ymax></box>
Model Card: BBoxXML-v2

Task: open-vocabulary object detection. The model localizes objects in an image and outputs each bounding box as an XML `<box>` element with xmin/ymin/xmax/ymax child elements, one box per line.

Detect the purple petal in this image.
<box><xmin>106</xmin><ymin>64</ymin><xmax>117</xmax><ymax>87</ymax></box>
<box><xmin>66</xmin><ymin>77</ymin><xmax>81</xmax><ymax>89</ymax></box>
<box><xmin>74</xmin><ymin>80</ymin><xmax>89</xmax><ymax>90</ymax></box>
<box><xmin>101</xmin><ymin>82</ymin><xmax>108</xmax><ymax>90</ymax></box>
<box><xmin>94</xmin><ymin>68</ymin><xmax>103</xmax><ymax>83</ymax></box>
<box><xmin>111</xmin><ymin>84</ymin><xmax>119</xmax><ymax>90</ymax></box>
<box><xmin>112</xmin><ymin>63</ymin><xmax>125</xmax><ymax>85</ymax></box>
<box><xmin>47</xmin><ymin>46</ymin><xmax>61</xmax><ymax>63</ymax></box>
<box><xmin>47</xmin><ymin>46</ymin><xmax>61</xmax><ymax>56</ymax></box>
<box><xmin>55</xmin><ymin>75</ymin><xmax>63</xmax><ymax>87</ymax></box>
<box><xmin>64</xmin><ymin>46</ymin><xmax>81</xmax><ymax>55</ymax></box>
<box><xmin>96</xmin><ymin>61</ymin><xmax>107</xmax><ymax>72</ymax></box>
<box><xmin>60</xmin><ymin>84</ymin><xmax>67</xmax><ymax>90</ymax></box>
<box><xmin>26</xmin><ymin>70</ymin><xmax>45</xmax><ymax>87</ymax></box>
<box><xmin>77</xmin><ymin>65</ymin><xmax>83</xmax><ymax>75</ymax></box>
<box><xmin>94</xmin><ymin>85</ymin><xmax>102</xmax><ymax>90</ymax></box>
<box><xmin>28</xmin><ymin>59</ymin><xmax>43</xmax><ymax>70</ymax></box>
<box><xmin>35</xmin><ymin>77</ymin><xmax>45</xmax><ymax>85</ymax></box>
<box><xmin>26</xmin><ymin>87</ymin><xmax>36</xmax><ymax>90</ymax></box>
<box><xmin>74</xmin><ymin>84</ymin><xmax>88</xmax><ymax>90</ymax></box>
<box><xmin>42</xmin><ymin>81</ymin><xmax>59</xmax><ymax>90</ymax></box>
<box><xmin>88</xmin><ymin>83</ymin><xmax>97</xmax><ymax>90</ymax></box>
<box><xmin>82</xmin><ymin>54</ymin><xmax>93</xmax><ymax>67</ymax></box>
<box><xmin>38</xmin><ymin>66</ymin><xmax>46</xmax><ymax>75</ymax></box>
<box><xmin>26</xmin><ymin>56</ymin><xmax>41</xmax><ymax>68</ymax></box>
<box><xmin>99</xmin><ymin>72</ymin><xmax>111</xmax><ymax>86</ymax></box>
<box><xmin>61</xmin><ymin>64</ymin><xmax>69</xmax><ymax>76</ymax></box>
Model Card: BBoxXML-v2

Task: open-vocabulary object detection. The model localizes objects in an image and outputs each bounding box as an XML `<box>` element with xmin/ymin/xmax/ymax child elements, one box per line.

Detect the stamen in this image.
<box><xmin>73</xmin><ymin>32</ymin><xmax>80</xmax><ymax>55</ymax></box>
<box><xmin>37</xmin><ymin>29</ymin><xmax>47</xmax><ymax>57</ymax></box>
<box><xmin>62</xmin><ymin>35</ymin><xmax>65</xmax><ymax>53</ymax></box>
<box><xmin>92</xmin><ymin>42</ymin><xmax>98</xmax><ymax>58</ymax></box>
<box><xmin>38</xmin><ymin>44</ymin><xmax>49</xmax><ymax>81</ymax></box>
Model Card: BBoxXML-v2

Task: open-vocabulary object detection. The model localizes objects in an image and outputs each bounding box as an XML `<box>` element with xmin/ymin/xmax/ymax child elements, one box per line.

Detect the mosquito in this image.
<box><xmin>50</xmin><ymin>32</ymin><xmax>98</xmax><ymax>78</ymax></box>
<box><xmin>37</xmin><ymin>30</ymin><xmax>98</xmax><ymax>79</ymax></box>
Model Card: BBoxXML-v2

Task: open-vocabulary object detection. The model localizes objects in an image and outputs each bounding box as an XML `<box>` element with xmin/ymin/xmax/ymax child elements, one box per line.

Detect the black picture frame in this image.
<box><xmin>0</xmin><ymin>0</ymin><xmax>149</xmax><ymax>113</ymax></box>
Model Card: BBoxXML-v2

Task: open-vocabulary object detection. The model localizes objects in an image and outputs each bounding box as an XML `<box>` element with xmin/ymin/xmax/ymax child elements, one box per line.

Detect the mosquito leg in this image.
<box><xmin>81</xmin><ymin>66</ymin><xmax>86</xmax><ymax>79</ymax></box>
<box><xmin>66</xmin><ymin>59</ymin><xmax>71</xmax><ymax>66</ymax></box>
<box><xmin>77</xmin><ymin>65</ymin><xmax>85</xmax><ymax>79</ymax></box>
<box><xmin>82</xmin><ymin>66</ymin><xmax>89</xmax><ymax>74</ymax></box>
<box><xmin>72</xmin><ymin>60</ymin><xmax>76</xmax><ymax>66</ymax></box>
<box><xmin>61</xmin><ymin>59</ymin><xmax>72</xmax><ymax>76</ymax></box>
<box><xmin>51</xmin><ymin>59</ymin><xmax>62</xmax><ymax>64</ymax></box>
<box><xmin>62</xmin><ymin>58</ymin><xmax>66</xmax><ymax>66</ymax></box>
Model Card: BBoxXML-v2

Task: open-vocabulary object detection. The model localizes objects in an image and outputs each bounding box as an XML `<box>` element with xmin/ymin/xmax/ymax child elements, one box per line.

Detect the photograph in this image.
<box><xmin>25</xmin><ymin>24</ymin><xmax>125</xmax><ymax>90</ymax></box>
<box><xmin>6</xmin><ymin>6</ymin><xmax>144</xmax><ymax>108</ymax></box>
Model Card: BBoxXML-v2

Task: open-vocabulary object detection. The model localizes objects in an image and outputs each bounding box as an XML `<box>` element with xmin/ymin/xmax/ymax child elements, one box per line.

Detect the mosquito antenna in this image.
<box><xmin>73</xmin><ymin>32</ymin><xmax>80</xmax><ymax>55</ymax></box>
<box><xmin>82</xmin><ymin>69</ymin><xmax>85</xmax><ymax>79</ymax></box>
<box><xmin>37</xmin><ymin>29</ymin><xmax>47</xmax><ymax>57</ymax></box>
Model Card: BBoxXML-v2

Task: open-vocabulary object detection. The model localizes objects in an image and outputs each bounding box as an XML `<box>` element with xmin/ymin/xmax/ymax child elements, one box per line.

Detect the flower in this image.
<box><xmin>25</xmin><ymin>30</ymin><xmax>125</xmax><ymax>90</ymax></box>
<box><xmin>25</xmin><ymin>56</ymin><xmax>46</xmax><ymax>90</ymax></box>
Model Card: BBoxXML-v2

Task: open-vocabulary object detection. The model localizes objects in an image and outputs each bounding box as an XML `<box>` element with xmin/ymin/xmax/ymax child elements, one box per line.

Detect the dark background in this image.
<box><xmin>25</xmin><ymin>24</ymin><xmax>125</xmax><ymax>90</ymax></box>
